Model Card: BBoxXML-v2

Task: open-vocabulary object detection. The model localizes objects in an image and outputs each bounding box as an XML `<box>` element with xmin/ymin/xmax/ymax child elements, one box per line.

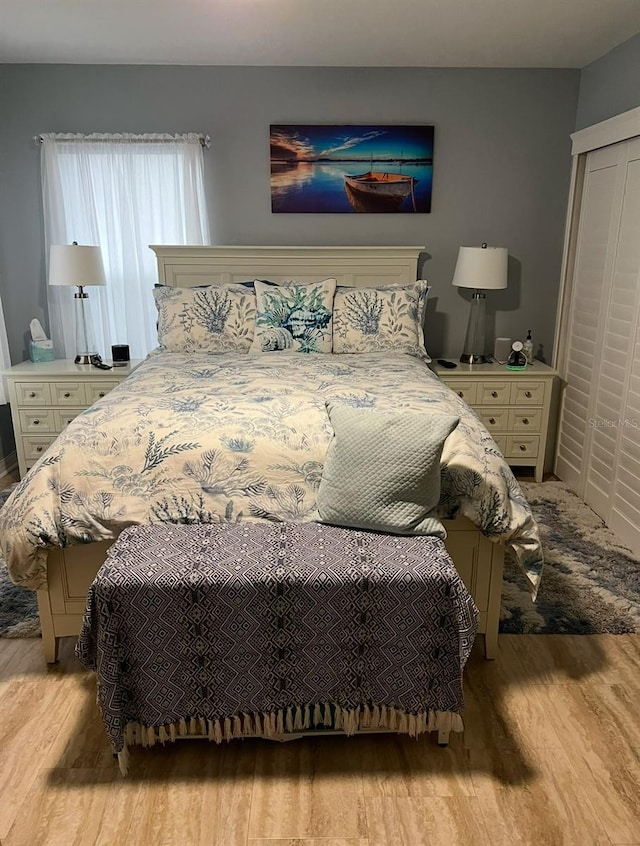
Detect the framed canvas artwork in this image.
<box><xmin>270</xmin><ymin>125</ymin><xmax>434</xmax><ymax>213</ymax></box>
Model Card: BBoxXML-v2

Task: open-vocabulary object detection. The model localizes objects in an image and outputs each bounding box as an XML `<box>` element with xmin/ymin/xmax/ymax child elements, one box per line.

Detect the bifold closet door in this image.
<box><xmin>555</xmin><ymin>143</ymin><xmax>627</xmax><ymax>493</ymax></box>
<box><xmin>556</xmin><ymin>136</ymin><xmax>640</xmax><ymax>556</ymax></box>
<box><xmin>601</xmin><ymin>138</ymin><xmax>640</xmax><ymax>554</ymax></box>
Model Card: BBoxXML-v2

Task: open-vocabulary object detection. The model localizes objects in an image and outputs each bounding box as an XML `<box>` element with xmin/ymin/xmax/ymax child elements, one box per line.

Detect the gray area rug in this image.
<box><xmin>1</xmin><ymin>480</ymin><xmax>639</xmax><ymax>638</ymax></box>
<box><xmin>0</xmin><ymin>484</ymin><xmax>40</xmax><ymax>638</ymax></box>
<box><xmin>501</xmin><ymin>481</ymin><xmax>640</xmax><ymax>634</ymax></box>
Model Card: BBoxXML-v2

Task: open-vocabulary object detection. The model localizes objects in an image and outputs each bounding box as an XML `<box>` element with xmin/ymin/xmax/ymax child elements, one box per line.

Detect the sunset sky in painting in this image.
<box><xmin>270</xmin><ymin>125</ymin><xmax>434</xmax><ymax>162</ymax></box>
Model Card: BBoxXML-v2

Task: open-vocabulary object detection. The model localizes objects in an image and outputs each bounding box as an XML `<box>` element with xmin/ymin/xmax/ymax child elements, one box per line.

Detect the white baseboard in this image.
<box><xmin>0</xmin><ymin>451</ymin><xmax>18</xmax><ymax>479</ymax></box>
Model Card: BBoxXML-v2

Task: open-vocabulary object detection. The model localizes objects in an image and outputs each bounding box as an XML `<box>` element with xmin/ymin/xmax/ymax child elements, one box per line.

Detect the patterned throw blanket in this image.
<box><xmin>76</xmin><ymin>522</ymin><xmax>478</xmax><ymax>773</ymax></box>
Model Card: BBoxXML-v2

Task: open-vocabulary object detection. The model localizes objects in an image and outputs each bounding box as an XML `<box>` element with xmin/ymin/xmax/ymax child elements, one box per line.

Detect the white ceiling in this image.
<box><xmin>2</xmin><ymin>0</ymin><xmax>640</xmax><ymax>68</ymax></box>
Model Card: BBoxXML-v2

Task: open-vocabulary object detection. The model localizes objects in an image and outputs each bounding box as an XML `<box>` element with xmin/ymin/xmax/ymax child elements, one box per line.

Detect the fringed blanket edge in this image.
<box><xmin>116</xmin><ymin>703</ymin><xmax>464</xmax><ymax>775</ymax></box>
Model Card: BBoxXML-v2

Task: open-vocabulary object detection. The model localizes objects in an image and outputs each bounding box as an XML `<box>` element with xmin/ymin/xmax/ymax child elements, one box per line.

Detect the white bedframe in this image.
<box><xmin>38</xmin><ymin>245</ymin><xmax>504</xmax><ymax>663</ymax></box>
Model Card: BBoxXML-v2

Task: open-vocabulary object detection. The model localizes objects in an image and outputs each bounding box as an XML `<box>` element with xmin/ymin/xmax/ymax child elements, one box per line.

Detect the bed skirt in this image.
<box><xmin>75</xmin><ymin>522</ymin><xmax>478</xmax><ymax>774</ymax></box>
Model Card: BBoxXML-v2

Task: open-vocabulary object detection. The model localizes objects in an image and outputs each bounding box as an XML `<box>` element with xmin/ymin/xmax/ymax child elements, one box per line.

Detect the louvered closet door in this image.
<box><xmin>604</xmin><ymin>139</ymin><xmax>640</xmax><ymax>554</ymax></box>
<box><xmin>555</xmin><ymin>144</ymin><xmax>626</xmax><ymax>491</ymax></box>
<box><xmin>557</xmin><ymin>136</ymin><xmax>640</xmax><ymax>556</ymax></box>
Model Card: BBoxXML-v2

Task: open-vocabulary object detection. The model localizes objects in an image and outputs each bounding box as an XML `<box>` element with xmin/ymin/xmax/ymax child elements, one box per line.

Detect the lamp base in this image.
<box><xmin>460</xmin><ymin>352</ymin><xmax>490</xmax><ymax>365</ymax></box>
<box><xmin>459</xmin><ymin>290</ymin><xmax>488</xmax><ymax>364</ymax></box>
<box><xmin>74</xmin><ymin>354</ymin><xmax>96</xmax><ymax>365</ymax></box>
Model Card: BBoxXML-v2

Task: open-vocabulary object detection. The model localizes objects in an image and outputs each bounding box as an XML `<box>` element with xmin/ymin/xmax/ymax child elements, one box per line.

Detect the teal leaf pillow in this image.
<box><xmin>332</xmin><ymin>280</ymin><xmax>431</xmax><ymax>360</ymax></box>
<box><xmin>316</xmin><ymin>402</ymin><xmax>459</xmax><ymax>536</ymax></box>
<box><xmin>251</xmin><ymin>279</ymin><xmax>337</xmax><ymax>353</ymax></box>
<box><xmin>154</xmin><ymin>284</ymin><xmax>256</xmax><ymax>353</ymax></box>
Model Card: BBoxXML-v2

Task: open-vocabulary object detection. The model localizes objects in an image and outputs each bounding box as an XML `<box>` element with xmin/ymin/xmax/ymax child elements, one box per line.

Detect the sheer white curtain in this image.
<box><xmin>41</xmin><ymin>133</ymin><xmax>210</xmax><ymax>360</ymax></box>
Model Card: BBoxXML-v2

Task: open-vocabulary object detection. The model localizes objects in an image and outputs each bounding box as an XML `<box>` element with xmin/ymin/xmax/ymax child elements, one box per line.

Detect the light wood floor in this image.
<box><xmin>0</xmin><ymin>634</ymin><xmax>638</xmax><ymax>846</ymax></box>
<box><xmin>2</xmin><ymin>470</ymin><xmax>639</xmax><ymax>845</ymax></box>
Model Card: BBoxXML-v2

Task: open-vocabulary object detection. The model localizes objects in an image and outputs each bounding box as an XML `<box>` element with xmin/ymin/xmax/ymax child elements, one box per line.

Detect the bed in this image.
<box><xmin>0</xmin><ymin>245</ymin><xmax>543</xmax><ymax>668</ymax></box>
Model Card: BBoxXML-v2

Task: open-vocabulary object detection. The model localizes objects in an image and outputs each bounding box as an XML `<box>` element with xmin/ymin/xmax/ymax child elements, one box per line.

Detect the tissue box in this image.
<box><xmin>29</xmin><ymin>340</ymin><xmax>55</xmax><ymax>363</ymax></box>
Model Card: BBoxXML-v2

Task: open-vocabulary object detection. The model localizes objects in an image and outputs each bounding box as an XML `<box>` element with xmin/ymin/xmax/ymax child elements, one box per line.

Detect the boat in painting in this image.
<box><xmin>343</xmin><ymin>171</ymin><xmax>418</xmax><ymax>212</ymax></box>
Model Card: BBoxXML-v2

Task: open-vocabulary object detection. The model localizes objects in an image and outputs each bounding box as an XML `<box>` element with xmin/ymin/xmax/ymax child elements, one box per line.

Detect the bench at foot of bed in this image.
<box><xmin>73</xmin><ymin>521</ymin><xmax>476</xmax><ymax>767</ymax></box>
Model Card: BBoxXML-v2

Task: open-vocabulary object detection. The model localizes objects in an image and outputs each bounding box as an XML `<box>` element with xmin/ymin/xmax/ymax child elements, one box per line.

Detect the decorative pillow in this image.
<box><xmin>316</xmin><ymin>402</ymin><xmax>459</xmax><ymax>536</ymax></box>
<box><xmin>332</xmin><ymin>280</ymin><xmax>431</xmax><ymax>359</ymax></box>
<box><xmin>251</xmin><ymin>278</ymin><xmax>337</xmax><ymax>353</ymax></box>
<box><xmin>153</xmin><ymin>284</ymin><xmax>256</xmax><ymax>353</ymax></box>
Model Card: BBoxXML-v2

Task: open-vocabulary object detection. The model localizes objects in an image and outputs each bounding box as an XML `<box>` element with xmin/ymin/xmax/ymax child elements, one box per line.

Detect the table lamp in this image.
<box><xmin>452</xmin><ymin>242</ymin><xmax>508</xmax><ymax>364</ymax></box>
<box><xmin>49</xmin><ymin>242</ymin><xmax>106</xmax><ymax>364</ymax></box>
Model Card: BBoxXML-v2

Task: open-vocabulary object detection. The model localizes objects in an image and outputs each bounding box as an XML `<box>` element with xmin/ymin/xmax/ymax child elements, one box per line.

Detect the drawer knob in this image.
<box><xmin>525</xmin><ymin>391</ymin><xmax>532</xmax><ymax>398</ymax></box>
<box><xmin>33</xmin><ymin>419</ymin><xmax>39</xmax><ymax>425</ymax></box>
<box><xmin>489</xmin><ymin>417</ymin><xmax>496</xmax><ymax>425</ymax></box>
<box><xmin>522</xmin><ymin>417</ymin><xmax>529</xmax><ymax>425</ymax></box>
<box><xmin>519</xmin><ymin>444</ymin><xmax>527</xmax><ymax>451</ymax></box>
<box><xmin>29</xmin><ymin>391</ymin><xmax>36</xmax><ymax>398</ymax></box>
<box><xmin>98</xmin><ymin>391</ymin><xmax>105</xmax><ymax>398</ymax></box>
<box><xmin>457</xmin><ymin>390</ymin><xmax>464</xmax><ymax>398</ymax></box>
<box><xmin>36</xmin><ymin>446</ymin><xmax>43</xmax><ymax>453</ymax></box>
<box><xmin>64</xmin><ymin>392</ymin><xmax>71</xmax><ymax>398</ymax></box>
<box><xmin>491</xmin><ymin>391</ymin><xmax>498</xmax><ymax>398</ymax></box>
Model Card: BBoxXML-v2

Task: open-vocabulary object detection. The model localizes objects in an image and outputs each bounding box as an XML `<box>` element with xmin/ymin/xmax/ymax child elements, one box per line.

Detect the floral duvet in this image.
<box><xmin>0</xmin><ymin>351</ymin><xmax>543</xmax><ymax>593</ymax></box>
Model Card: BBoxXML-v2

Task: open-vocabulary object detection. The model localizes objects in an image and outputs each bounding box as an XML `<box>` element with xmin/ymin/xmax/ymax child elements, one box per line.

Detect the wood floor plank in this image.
<box><xmin>470</xmin><ymin>744</ymin><xmax>612</xmax><ymax>845</ymax></box>
<box><xmin>357</xmin><ymin>733</ymin><xmax>475</xmax><ymax>797</ymax></box>
<box><xmin>248</xmin><ymin>840</ymin><xmax>369</xmax><ymax>846</ymax></box>
<box><xmin>505</xmin><ymin>634</ymin><xmax>640</xmax><ymax>688</ymax></box>
<box><xmin>364</xmin><ymin>796</ymin><xmax>490</xmax><ymax>846</ymax></box>
<box><xmin>3</xmin><ymin>768</ymin><xmax>146</xmax><ymax>846</ymax></box>
<box><xmin>0</xmin><ymin>679</ymin><xmax>77</xmax><ymax>839</ymax></box>
<box><xmin>0</xmin><ymin>636</ymin><xmax>45</xmax><ymax>681</ymax></box>
<box><xmin>534</xmin><ymin>684</ymin><xmax>640</xmax><ymax>844</ymax></box>
<box><xmin>121</xmin><ymin>739</ymin><xmax>256</xmax><ymax>846</ymax></box>
<box><xmin>462</xmin><ymin>674</ymin><xmax>563</xmax><ymax>751</ymax></box>
<box><xmin>616</xmin><ymin>635</ymin><xmax>640</xmax><ymax>692</ymax></box>
<box><xmin>249</xmin><ymin>737</ymin><xmax>367</xmax><ymax>840</ymax></box>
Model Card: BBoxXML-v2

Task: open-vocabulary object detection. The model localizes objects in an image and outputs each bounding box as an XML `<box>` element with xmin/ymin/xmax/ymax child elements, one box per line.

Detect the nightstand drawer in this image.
<box><xmin>508</xmin><ymin>408</ymin><xmax>543</xmax><ymax>431</ymax></box>
<box><xmin>22</xmin><ymin>435</ymin><xmax>58</xmax><ymax>462</ymax></box>
<box><xmin>86</xmin><ymin>380</ymin><xmax>119</xmax><ymax>404</ymax></box>
<box><xmin>478</xmin><ymin>381</ymin><xmax>511</xmax><ymax>404</ymax></box>
<box><xmin>448</xmin><ymin>382</ymin><xmax>478</xmax><ymax>404</ymax></box>
<box><xmin>477</xmin><ymin>407</ymin><xmax>510</xmax><ymax>432</ymax></box>
<box><xmin>505</xmin><ymin>435</ymin><xmax>540</xmax><ymax>458</ymax></box>
<box><xmin>4</xmin><ymin>359</ymin><xmax>142</xmax><ymax>480</ymax></box>
<box><xmin>54</xmin><ymin>408</ymin><xmax>85</xmax><ymax>430</ymax></box>
<box><xmin>51</xmin><ymin>382</ymin><xmax>86</xmax><ymax>405</ymax></box>
<box><xmin>15</xmin><ymin>382</ymin><xmax>52</xmax><ymax>405</ymax></box>
<box><xmin>18</xmin><ymin>409</ymin><xmax>57</xmax><ymax>433</ymax></box>
<box><xmin>510</xmin><ymin>381</ymin><xmax>545</xmax><ymax>405</ymax></box>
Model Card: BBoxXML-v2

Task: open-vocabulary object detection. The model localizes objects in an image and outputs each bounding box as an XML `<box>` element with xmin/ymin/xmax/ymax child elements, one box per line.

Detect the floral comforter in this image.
<box><xmin>0</xmin><ymin>351</ymin><xmax>543</xmax><ymax>593</ymax></box>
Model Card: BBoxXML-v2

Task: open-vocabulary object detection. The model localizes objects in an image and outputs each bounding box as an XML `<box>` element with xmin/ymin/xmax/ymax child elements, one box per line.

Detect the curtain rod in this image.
<box><xmin>34</xmin><ymin>133</ymin><xmax>211</xmax><ymax>148</ymax></box>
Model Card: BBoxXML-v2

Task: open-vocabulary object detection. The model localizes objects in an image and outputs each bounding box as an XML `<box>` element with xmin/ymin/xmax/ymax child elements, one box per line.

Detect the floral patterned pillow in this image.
<box><xmin>153</xmin><ymin>284</ymin><xmax>256</xmax><ymax>353</ymax></box>
<box><xmin>332</xmin><ymin>280</ymin><xmax>431</xmax><ymax>360</ymax></box>
<box><xmin>251</xmin><ymin>279</ymin><xmax>337</xmax><ymax>353</ymax></box>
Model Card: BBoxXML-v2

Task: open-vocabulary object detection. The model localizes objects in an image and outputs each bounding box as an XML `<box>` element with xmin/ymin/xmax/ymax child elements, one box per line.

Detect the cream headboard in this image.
<box><xmin>149</xmin><ymin>245</ymin><xmax>425</xmax><ymax>289</ymax></box>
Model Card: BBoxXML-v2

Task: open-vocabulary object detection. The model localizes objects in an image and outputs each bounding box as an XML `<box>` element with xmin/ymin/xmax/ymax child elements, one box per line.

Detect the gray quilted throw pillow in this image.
<box><xmin>317</xmin><ymin>402</ymin><xmax>459</xmax><ymax>536</ymax></box>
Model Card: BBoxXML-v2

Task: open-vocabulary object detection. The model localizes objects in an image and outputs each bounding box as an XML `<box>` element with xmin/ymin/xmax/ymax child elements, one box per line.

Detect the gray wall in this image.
<box><xmin>0</xmin><ymin>64</ymin><xmax>579</xmax><ymax>460</ymax></box>
<box><xmin>576</xmin><ymin>32</ymin><xmax>640</xmax><ymax>130</ymax></box>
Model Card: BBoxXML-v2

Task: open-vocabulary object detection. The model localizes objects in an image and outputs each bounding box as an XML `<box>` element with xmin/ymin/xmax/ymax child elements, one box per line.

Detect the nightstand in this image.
<box><xmin>431</xmin><ymin>361</ymin><xmax>558</xmax><ymax>482</ymax></box>
<box><xmin>3</xmin><ymin>359</ymin><xmax>141</xmax><ymax>478</ymax></box>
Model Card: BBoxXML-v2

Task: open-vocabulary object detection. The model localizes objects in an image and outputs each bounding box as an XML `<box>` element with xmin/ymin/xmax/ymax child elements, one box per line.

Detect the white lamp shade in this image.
<box><xmin>452</xmin><ymin>245</ymin><xmax>508</xmax><ymax>290</ymax></box>
<box><xmin>49</xmin><ymin>244</ymin><xmax>106</xmax><ymax>287</ymax></box>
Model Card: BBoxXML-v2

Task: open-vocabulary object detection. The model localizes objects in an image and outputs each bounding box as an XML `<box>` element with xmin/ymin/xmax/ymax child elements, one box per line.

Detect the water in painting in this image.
<box><xmin>270</xmin><ymin>125</ymin><xmax>434</xmax><ymax>213</ymax></box>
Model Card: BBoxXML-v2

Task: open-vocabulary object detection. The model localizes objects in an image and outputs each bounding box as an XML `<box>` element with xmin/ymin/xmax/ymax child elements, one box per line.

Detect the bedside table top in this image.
<box><xmin>2</xmin><ymin>359</ymin><xmax>143</xmax><ymax>377</ymax></box>
<box><xmin>431</xmin><ymin>360</ymin><xmax>558</xmax><ymax>377</ymax></box>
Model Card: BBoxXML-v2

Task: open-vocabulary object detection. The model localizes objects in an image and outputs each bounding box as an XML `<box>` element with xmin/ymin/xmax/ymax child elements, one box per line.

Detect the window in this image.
<box><xmin>41</xmin><ymin>133</ymin><xmax>210</xmax><ymax>360</ymax></box>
